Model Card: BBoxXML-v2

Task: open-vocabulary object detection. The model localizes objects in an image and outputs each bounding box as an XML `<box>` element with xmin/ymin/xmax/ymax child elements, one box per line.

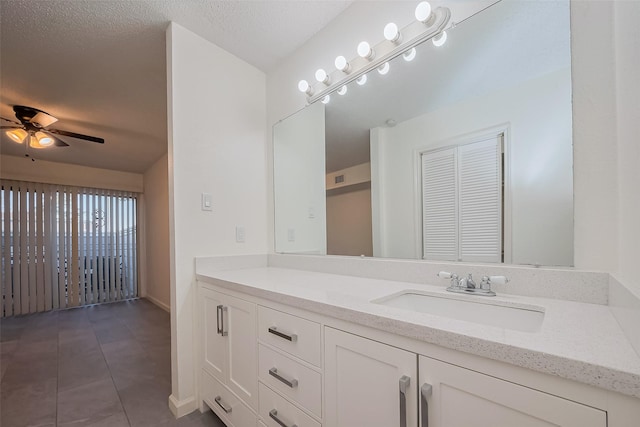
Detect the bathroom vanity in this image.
<box><xmin>194</xmin><ymin>256</ymin><xmax>640</xmax><ymax>427</ymax></box>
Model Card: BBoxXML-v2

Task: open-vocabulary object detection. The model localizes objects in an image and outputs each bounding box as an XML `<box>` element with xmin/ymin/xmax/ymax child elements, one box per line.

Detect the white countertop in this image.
<box><xmin>196</xmin><ymin>266</ymin><xmax>640</xmax><ymax>399</ymax></box>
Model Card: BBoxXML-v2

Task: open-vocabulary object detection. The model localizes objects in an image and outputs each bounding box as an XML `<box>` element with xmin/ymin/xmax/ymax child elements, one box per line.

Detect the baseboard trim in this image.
<box><xmin>168</xmin><ymin>394</ymin><xmax>197</xmax><ymax>418</ymax></box>
<box><xmin>145</xmin><ymin>295</ymin><xmax>170</xmax><ymax>313</ymax></box>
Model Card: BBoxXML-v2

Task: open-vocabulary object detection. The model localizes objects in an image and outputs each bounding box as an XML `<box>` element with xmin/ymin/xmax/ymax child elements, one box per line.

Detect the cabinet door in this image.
<box><xmin>201</xmin><ymin>287</ymin><xmax>226</xmax><ymax>383</ymax></box>
<box><xmin>419</xmin><ymin>356</ymin><xmax>606</xmax><ymax>427</ymax></box>
<box><xmin>325</xmin><ymin>327</ymin><xmax>418</xmax><ymax>427</ymax></box>
<box><xmin>226</xmin><ymin>293</ymin><xmax>258</xmax><ymax>410</ymax></box>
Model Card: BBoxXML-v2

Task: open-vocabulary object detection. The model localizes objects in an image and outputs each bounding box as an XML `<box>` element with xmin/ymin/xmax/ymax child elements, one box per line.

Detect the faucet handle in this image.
<box><xmin>480</xmin><ymin>275</ymin><xmax>510</xmax><ymax>290</ymax></box>
<box><xmin>489</xmin><ymin>275</ymin><xmax>510</xmax><ymax>285</ymax></box>
<box><xmin>437</xmin><ymin>271</ymin><xmax>453</xmax><ymax>279</ymax></box>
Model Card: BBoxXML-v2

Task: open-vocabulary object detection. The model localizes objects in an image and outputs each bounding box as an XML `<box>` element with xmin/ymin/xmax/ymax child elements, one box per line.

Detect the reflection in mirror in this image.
<box><xmin>274</xmin><ymin>0</ymin><xmax>573</xmax><ymax>267</ymax></box>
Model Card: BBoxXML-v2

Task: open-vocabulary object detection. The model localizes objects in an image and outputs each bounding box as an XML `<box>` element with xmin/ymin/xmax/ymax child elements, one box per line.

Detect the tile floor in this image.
<box><xmin>0</xmin><ymin>299</ymin><xmax>225</xmax><ymax>427</ymax></box>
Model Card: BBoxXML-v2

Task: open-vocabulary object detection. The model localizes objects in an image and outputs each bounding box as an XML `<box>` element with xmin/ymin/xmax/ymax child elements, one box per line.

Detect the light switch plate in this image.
<box><xmin>287</xmin><ymin>228</ymin><xmax>295</xmax><ymax>242</ymax></box>
<box><xmin>201</xmin><ymin>193</ymin><xmax>213</xmax><ymax>211</ymax></box>
<box><xmin>236</xmin><ymin>226</ymin><xmax>245</xmax><ymax>243</ymax></box>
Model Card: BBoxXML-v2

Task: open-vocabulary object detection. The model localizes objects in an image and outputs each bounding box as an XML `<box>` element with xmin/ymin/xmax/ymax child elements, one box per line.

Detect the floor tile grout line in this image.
<box><xmin>93</xmin><ymin>306</ymin><xmax>134</xmax><ymax>427</ymax></box>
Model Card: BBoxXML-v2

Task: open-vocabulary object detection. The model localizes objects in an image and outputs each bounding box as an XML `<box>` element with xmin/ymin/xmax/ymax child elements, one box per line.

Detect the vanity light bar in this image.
<box><xmin>300</xmin><ymin>3</ymin><xmax>451</xmax><ymax>105</ymax></box>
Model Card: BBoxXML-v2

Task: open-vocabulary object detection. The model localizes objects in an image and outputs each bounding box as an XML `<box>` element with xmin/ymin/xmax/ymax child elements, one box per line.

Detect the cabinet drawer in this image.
<box><xmin>259</xmin><ymin>382</ymin><xmax>321</xmax><ymax>427</ymax></box>
<box><xmin>201</xmin><ymin>369</ymin><xmax>256</xmax><ymax>427</ymax></box>
<box><xmin>258</xmin><ymin>306</ymin><xmax>321</xmax><ymax>367</ymax></box>
<box><xmin>259</xmin><ymin>344</ymin><xmax>322</xmax><ymax>417</ymax></box>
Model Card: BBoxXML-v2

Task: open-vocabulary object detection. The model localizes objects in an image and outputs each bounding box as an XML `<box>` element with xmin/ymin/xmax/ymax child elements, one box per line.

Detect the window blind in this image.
<box><xmin>1</xmin><ymin>180</ymin><xmax>138</xmax><ymax>316</ymax></box>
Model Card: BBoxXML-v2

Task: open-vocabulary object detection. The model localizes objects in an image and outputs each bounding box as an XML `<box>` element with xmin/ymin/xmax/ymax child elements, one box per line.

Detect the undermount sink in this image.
<box><xmin>372</xmin><ymin>291</ymin><xmax>545</xmax><ymax>332</ymax></box>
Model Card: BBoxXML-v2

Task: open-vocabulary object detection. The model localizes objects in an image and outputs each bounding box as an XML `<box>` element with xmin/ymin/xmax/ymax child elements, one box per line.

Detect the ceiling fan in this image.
<box><xmin>1</xmin><ymin>105</ymin><xmax>104</xmax><ymax>154</ymax></box>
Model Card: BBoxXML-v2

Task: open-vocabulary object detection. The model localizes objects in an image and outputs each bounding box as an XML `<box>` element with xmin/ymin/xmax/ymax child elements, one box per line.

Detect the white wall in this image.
<box><xmin>166</xmin><ymin>22</ymin><xmax>267</xmax><ymax>415</ymax></box>
<box><xmin>571</xmin><ymin>1</ymin><xmax>618</xmax><ymax>271</ymax></box>
<box><xmin>614</xmin><ymin>1</ymin><xmax>640</xmax><ymax>295</ymax></box>
<box><xmin>373</xmin><ymin>69</ymin><xmax>573</xmax><ymax>266</ymax></box>
<box><xmin>326</xmin><ymin>185</ymin><xmax>373</xmax><ymax>257</ymax></box>
<box><xmin>273</xmin><ymin>102</ymin><xmax>326</xmax><ymax>254</ymax></box>
<box><xmin>143</xmin><ymin>153</ymin><xmax>170</xmax><ymax>311</ymax></box>
<box><xmin>1</xmin><ymin>154</ymin><xmax>143</xmax><ymax>192</ymax></box>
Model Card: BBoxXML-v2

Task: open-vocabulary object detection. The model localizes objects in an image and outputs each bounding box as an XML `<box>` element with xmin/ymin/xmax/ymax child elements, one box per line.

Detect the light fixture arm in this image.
<box><xmin>307</xmin><ymin>6</ymin><xmax>451</xmax><ymax>104</ymax></box>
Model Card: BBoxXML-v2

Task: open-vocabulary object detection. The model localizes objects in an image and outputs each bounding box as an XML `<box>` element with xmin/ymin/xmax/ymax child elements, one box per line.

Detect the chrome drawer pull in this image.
<box><xmin>269</xmin><ymin>409</ymin><xmax>297</xmax><ymax>427</ymax></box>
<box><xmin>216</xmin><ymin>305</ymin><xmax>228</xmax><ymax>336</ymax></box>
<box><xmin>421</xmin><ymin>383</ymin><xmax>433</xmax><ymax>427</ymax></box>
<box><xmin>269</xmin><ymin>367</ymin><xmax>298</xmax><ymax>388</ymax></box>
<box><xmin>268</xmin><ymin>326</ymin><xmax>297</xmax><ymax>342</ymax></box>
<box><xmin>399</xmin><ymin>375</ymin><xmax>410</xmax><ymax>427</ymax></box>
<box><xmin>214</xmin><ymin>396</ymin><xmax>232</xmax><ymax>414</ymax></box>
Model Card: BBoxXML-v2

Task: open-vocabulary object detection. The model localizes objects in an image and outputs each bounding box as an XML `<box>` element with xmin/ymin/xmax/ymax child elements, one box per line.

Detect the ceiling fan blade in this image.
<box><xmin>47</xmin><ymin>128</ymin><xmax>104</xmax><ymax>144</ymax></box>
<box><xmin>0</xmin><ymin>125</ymin><xmax>22</xmax><ymax>129</ymax></box>
<box><xmin>1</xmin><ymin>116</ymin><xmax>20</xmax><ymax>125</ymax></box>
<box><xmin>41</xmin><ymin>131</ymin><xmax>69</xmax><ymax>147</ymax></box>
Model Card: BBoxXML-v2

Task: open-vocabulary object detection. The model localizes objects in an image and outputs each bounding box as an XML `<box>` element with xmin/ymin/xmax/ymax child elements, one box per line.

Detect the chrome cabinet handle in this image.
<box><xmin>216</xmin><ymin>305</ymin><xmax>223</xmax><ymax>335</ymax></box>
<box><xmin>269</xmin><ymin>367</ymin><xmax>298</xmax><ymax>388</ymax></box>
<box><xmin>214</xmin><ymin>396</ymin><xmax>232</xmax><ymax>414</ymax></box>
<box><xmin>421</xmin><ymin>383</ymin><xmax>433</xmax><ymax>427</ymax></box>
<box><xmin>218</xmin><ymin>305</ymin><xmax>228</xmax><ymax>336</ymax></box>
<box><xmin>269</xmin><ymin>409</ymin><xmax>297</xmax><ymax>427</ymax></box>
<box><xmin>399</xmin><ymin>375</ymin><xmax>410</xmax><ymax>427</ymax></box>
<box><xmin>268</xmin><ymin>326</ymin><xmax>297</xmax><ymax>342</ymax></box>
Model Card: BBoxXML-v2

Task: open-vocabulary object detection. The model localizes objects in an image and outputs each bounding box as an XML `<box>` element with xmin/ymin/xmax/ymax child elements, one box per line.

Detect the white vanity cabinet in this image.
<box><xmin>324</xmin><ymin>327</ymin><xmax>607</xmax><ymax>427</ymax></box>
<box><xmin>324</xmin><ymin>327</ymin><xmax>418</xmax><ymax>427</ymax></box>
<box><xmin>197</xmin><ymin>274</ymin><xmax>639</xmax><ymax>427</ymax></box>
<box><xmin>418</xmin><ymin>356</ymin><xmax>607</xmax><ymax>427</ymax></box>
<box><xmin>200</xmin><ymin>286</ymin><xmax>258</xmax><ymax>418</ymax></box>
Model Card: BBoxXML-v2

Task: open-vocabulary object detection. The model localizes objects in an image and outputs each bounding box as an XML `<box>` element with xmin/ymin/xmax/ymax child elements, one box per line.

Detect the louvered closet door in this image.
<box><xmin>422</xmin><ymin>148</ymin><xmax>458</xmax><ymax>261</ymax></box>
<box><xmin>458</xmin><ymin>137</ymin><xmax>502</xmax><ymax>263</ymax></box>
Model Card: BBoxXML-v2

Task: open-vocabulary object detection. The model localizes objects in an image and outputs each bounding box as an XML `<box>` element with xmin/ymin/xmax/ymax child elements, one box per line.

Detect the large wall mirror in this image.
<box><xmin>274</xmin><ymin>0</ymin><xmax>573</xmax><ymax>267</ymax></box>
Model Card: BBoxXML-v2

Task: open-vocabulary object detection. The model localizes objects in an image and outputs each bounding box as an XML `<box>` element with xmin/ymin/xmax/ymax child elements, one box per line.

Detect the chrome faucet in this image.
<box><xmin>437</xmin><ymin>271</ymin><xmax>509</xmax><ymax>297</ymax></box>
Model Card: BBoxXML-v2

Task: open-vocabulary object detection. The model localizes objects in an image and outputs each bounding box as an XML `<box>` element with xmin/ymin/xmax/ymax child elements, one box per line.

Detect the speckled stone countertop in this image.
<box><xmin>196</xmin><ymin>266</ymin><xmax>640</xmax><ymax>399</ymax></box>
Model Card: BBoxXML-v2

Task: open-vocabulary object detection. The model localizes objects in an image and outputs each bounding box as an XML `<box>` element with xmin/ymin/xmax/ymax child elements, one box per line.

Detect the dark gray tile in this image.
<box><xmin>57</xmin><ymin>378</ymin><xmax>125</xmax><ymax>426</ymax></box>
<box><xmin>117</xmin><ymin>378</ymin><xmax>174</xmax><ymax>427</ymax></box>
<box><xmin>58</xmin><ymin>347</ymin><xmax>112</xmax><ymax>392</ymax></box>
<box><xmin>95</xmin><ymin>323</ymin><xmax>136</xmax><ymax>344</ymax></box>
<box><xmin>1</xmin><ymin>350</ymin><xmax>58</xmax><ymax>389</ymax></box>
<box><xmin>0</xmin><ymin>377</ymin><xmax>58</xmax><ymax>427</ymax></box>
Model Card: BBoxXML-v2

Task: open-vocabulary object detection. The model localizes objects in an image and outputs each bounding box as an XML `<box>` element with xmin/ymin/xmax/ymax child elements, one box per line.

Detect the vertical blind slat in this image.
<box><xmin>109</xmin><ymin>191</ymin><xmax>116</xmax><ymax>301</ymax></box>
<box><xmin>12</xmin><ymin>185</ymin><xmax>21</xmax><ymax>314</ymax></box>
<box><xmin>20</xmin><ymin>183</ymin><xmax>29</xmax><ymax>314</ymax></box>
<box><xmin>2</xmin><ymin>183</ymin><xmax>12</xmax><ymax>316</ymax></box>
<box><xmin>90</xmin><ymin>190</ymin><xmax>98</xmax><ymax>304</ymax></box>
<box><xmin>28</xmin><ymin>183</ymin><xmax>37</xmax><ymax>313</ymax></box>
<box><xmin>35</xmin><ymin>183</ymin><xmax>45</xmax><ymax>312</ymax></box>
<box><xmin>43</xmin><ymin>185</ymin><xmax>53</xmax><ymax>311</ymax></box>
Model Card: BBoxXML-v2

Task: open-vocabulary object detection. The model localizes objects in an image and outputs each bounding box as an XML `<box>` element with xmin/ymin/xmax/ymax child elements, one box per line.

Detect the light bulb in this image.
<box><xmin>315</xmin><ymin>68</ymin><xmax>330</xmax><ymax>84</ymax></box>
<box><xmin>298</xmin><ymin>79</ymin><xmax>313</xmax><ymax>95</ymax></box>
<box><xmin>403</xmin><ymin>48</ymin><xmax>417</xmax><ymax>62</ymax></box>
<box><xmin>337</xmin><ymin>85</ymin><xmax>348</xmax><ymax>96</ymax></box>
<box><xmin>335</xmin><ymin>55</ymin><xmax>350</xmax><ymax>73</ymax></box>
<box><xmin>6</xmin><ymin>128</ymin><xmax>28</xmax><ymax>144</ymax></box>
<box><xmin>35</xmin><ymin>131</ymin><xmax>54</xmax><ymax>147</ymax></box>
<box><xmin>378</xmin><ymin>62</ymin><xmax>390</xmax><ymax>75</ymax></box>
<box><xmin>415</xmin><ymin>1</ymin><xmax>433</xmax><ymax>23</ymax></box>
<box><xmin>29</xmin><ymin>134</ymin><xmax>47</xmax><ymax>149</ymax></box>
<box><xmin>356</xmin><ymin>75</ymin><xmax>367</xmax><ymax>86</ymax></box>
<box><xmin>384</xmin><ymin>23</ymin><xmax>401</xmax><ymax>43</ymax></box>
<box><xmin>357</xmin><ymin>41</ymin><xmax>374</xmax><ymax>60</ymax></box>
<box><xmin>321</xmin><ymin>95</ymin><xmax>331</xmax><ymax>104</ymax></box>
<box><xmin>432</xmin><ymin>31</ymin><xmax>447</xmax><ymax>47</ymax></box>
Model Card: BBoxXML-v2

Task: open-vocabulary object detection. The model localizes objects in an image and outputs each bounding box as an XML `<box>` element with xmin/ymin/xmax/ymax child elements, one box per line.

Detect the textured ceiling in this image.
<box><xmin>0</xmin><ymin>0</ymin><xmax>352</xmax><ymax>173</ymax></box>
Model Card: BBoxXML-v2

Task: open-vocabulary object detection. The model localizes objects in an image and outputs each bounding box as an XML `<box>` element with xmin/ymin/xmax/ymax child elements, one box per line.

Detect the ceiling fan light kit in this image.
<box><xmin>1</xmin><ymin>105</ymin><xmax>105</xmax><ymax>159</ymax></box>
